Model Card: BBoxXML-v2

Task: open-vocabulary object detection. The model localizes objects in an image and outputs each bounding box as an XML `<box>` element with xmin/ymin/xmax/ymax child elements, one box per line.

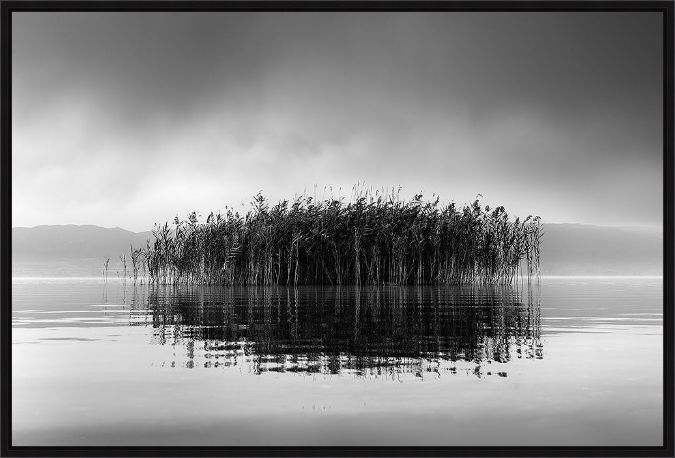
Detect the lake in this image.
<box><xmin>11</xmin><ymin>277</ymin><xmax>663</xmax><ymax>446</ymax></box>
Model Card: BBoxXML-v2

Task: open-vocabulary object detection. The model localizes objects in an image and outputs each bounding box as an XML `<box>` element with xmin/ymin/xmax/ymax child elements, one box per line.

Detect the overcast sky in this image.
<box><xmin>12</xmin><ymin>12</ymin><xmax>663</xmax><ymax>232</ymax></box>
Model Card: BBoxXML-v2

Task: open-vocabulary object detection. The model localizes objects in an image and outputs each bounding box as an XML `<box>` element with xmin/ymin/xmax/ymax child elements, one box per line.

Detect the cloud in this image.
<box><xmin>12</xmin><ymin>11</ymin><xmax>663</xmax><ymax>231</ymax></box>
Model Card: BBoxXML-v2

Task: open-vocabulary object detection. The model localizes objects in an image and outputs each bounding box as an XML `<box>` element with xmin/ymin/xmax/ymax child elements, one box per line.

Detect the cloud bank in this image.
<box><xmin>13</xmin><ymin>12</ymin><xmax>663</xmax><ymax>231</ymax></box>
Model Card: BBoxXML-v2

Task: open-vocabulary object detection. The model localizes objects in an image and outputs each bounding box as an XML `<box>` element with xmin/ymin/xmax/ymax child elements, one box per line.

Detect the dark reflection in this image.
<box><xmin>130</xmin><ymin>285</ymin><xmax>542</xmax><ymax>378</ymax></box>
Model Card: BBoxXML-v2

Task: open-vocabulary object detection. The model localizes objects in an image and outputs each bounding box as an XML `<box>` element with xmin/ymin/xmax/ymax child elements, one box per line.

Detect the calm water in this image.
<box><xmin>12</xmin><ymin>277</ymin><xmax>663</xmax><ymax>446</ymax></box>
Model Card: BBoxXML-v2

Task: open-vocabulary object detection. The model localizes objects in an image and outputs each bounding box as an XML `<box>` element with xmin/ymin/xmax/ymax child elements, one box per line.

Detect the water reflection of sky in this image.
<box><xmin>12</xmin><ymin>277</ymin><xmax>663</xmax><ymax>446</ymax></box>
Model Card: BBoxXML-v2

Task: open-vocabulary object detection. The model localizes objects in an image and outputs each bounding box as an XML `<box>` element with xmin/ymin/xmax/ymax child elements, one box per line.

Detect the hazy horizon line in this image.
<box><xmin>10</xmin><ymin>275</ymin><xmax>665</xmax><ymax>281</ymax></box>
<box><xmin>11</xmin><ymin>221</ymin><xmax>665</xmax><ymax>233</ymax></box>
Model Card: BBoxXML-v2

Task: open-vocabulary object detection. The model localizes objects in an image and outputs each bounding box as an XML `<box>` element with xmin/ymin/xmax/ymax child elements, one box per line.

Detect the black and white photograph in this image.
<box><xmin>3</xmin><ymin>2</ymin><xmax>673</xmax><ymax>453</ymax></box>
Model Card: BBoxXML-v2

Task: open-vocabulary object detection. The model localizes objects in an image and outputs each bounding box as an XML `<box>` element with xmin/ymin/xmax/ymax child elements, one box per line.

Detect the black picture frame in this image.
<box><xmin>1</xmin><ymin>1</ymin><xmax>672</xmax><ymax>456</ymax></box>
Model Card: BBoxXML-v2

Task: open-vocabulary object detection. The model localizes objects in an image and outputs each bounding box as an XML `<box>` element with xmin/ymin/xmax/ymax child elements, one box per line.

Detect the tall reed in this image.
<box><xmin>141</xmin><ymin>187</ymin><xmax>542</xmax><ymax>286</ymax></box>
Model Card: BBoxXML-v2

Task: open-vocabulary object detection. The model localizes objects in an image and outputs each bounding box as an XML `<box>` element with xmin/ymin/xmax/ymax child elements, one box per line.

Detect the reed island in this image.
<box><xmin>132</xmin><ymin>188</ymin><xmax>542</xmax><ymax>286</ymax></box>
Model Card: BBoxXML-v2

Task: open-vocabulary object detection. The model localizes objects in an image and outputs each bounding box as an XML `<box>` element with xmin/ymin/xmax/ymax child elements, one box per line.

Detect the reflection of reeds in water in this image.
<box><xmin>129</xmin><ymin>285</ymin><xmax>542</xmax><ymax>379</ymax></box>
<box><xmin>142</xmin><ymin>188</ymin><xmax>542</xmax><ymax>286</ymax></box>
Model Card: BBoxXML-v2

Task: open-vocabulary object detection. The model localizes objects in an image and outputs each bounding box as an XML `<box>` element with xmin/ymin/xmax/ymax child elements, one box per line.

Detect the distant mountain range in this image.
<box><xmin>12</xmin><ymin>225</ymin><xmax>151</xmax><ymax>277</ymax></box>
<box><xmin>538</xmin><ymin>223</ymin><xmax>661</xmax><ymax>276</ymax></box>
<box><xmin>11</xmin><ymin>223</ymin><xmax>663</xmax><ymax>277</ymax></box>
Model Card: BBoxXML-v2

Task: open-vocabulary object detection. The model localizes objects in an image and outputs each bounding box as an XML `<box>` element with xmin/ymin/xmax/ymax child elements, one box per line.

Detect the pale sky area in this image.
<box><xmin>12</xmin><ymin>12</ymin><xmax>663</xmax><ymax>232</ymax></box>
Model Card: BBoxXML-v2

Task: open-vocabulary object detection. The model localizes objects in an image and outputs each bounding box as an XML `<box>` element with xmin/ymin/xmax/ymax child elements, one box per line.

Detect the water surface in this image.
<box><xmin>12</xmin><ymin>277</ymin><xmax>663</xmax><ymax>446</ymax></box>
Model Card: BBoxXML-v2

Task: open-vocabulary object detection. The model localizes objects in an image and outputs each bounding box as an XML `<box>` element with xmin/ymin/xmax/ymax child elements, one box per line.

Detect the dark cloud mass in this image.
<box><xmin>12</xmin><ymin>12</ymin><xmax>663</xmax><ymax>231</ymax></box>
